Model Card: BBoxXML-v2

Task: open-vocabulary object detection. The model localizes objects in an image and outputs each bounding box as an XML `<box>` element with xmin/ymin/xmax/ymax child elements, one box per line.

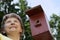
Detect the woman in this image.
<box><xmin>1</xmin><ymin>13</ymin><xmax>24</xmax><ymax>40</ymax></box>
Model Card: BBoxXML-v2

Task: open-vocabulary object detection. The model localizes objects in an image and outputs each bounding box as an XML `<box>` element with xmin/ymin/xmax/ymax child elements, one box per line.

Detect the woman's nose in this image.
<box><xmin>11</xmin><ymin>21</ymin><xmax>15</xmax><ymax>25</ymax></box>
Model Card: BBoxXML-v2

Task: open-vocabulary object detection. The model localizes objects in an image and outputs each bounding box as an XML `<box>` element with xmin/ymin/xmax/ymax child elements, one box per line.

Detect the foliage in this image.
<box><xmin>19</xmin><ymin>0</ymin><xmax>33</xmax><ymax>40</ymax></box>
<box><xmin>49</xmin><ymin>14</ymin><xmax>60</xmax><ymax>40</ymax></box>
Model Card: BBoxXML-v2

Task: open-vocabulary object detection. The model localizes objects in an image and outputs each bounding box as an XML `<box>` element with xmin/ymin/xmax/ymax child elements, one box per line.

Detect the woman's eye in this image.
<box><xmin>6</xmin><ymin>21</ymin><xmax>11</xmax><ymax>23</ymax></box>
<box><xmin>14</xmin><ymin>20</ymin><xmax>18</xmax><ymax>22</ymax></box>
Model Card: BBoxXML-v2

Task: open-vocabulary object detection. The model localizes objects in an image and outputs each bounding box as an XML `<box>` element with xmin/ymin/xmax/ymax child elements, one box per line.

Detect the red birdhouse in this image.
<box><xmin>25</xmin><ymin>5</ymin><xmax>53</xmax><ymax>40</ymax></box>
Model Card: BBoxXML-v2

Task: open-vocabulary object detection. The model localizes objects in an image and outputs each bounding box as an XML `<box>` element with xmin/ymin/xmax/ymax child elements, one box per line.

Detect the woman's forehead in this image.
<box><xmin>5</xmin><ymin>17</ymin><xmax>20</xmax><ymax>21</ymax></box>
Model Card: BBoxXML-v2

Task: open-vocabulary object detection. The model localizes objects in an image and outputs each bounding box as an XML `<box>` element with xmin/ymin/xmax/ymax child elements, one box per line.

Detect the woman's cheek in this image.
<box><xmin>5</xmin><ymin>23</ymin><xmax>10</xmax><ymax>27</ymax></box>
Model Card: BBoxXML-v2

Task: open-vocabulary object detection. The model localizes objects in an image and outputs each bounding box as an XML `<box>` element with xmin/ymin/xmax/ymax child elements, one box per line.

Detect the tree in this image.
<box><xmin>49</xmin><ymin>14</ymin><xmax>60</xmax><ymax>40</ymax></box>
<box><xmin>19</xmin><ymin>0</ymin><xmax>33</xmax><ymax>40</ymax></box>
<box><xmin>0</xmin><ymin>0</ymin><xmax>20</xmax><ymax>13</ymax></box>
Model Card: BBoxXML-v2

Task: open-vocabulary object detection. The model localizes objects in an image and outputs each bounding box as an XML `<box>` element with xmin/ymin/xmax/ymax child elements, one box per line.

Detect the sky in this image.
<box><xmin>13</xmin><ymin>0</ymin><xmax>60</xmax><ymax>20</ymax></box>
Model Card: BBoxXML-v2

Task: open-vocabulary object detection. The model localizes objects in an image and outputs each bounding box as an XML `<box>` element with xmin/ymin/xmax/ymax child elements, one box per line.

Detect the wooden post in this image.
<box><xmin>25</xmin><ymin>5</ymin><xmax>53</xmax><ymax>40</ymax></box>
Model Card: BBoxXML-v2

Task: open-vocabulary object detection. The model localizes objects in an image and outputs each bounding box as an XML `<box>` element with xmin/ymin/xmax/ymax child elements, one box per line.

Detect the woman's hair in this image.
<box><xmin>1</xmin><ymin>13</ymin><xmax>24</xmax><ymax>40</ymax></box>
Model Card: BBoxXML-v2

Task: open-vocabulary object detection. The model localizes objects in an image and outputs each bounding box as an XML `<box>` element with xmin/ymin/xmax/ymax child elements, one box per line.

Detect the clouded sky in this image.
<box><xmin>13</xmin><ymin>0</ymin><xmax>60</xmax><ymax>20</ymax></box>
<box><xmin>26</xmin><ymin>0</ymin><xmax>60</xmax><ymax>20</ymax></box>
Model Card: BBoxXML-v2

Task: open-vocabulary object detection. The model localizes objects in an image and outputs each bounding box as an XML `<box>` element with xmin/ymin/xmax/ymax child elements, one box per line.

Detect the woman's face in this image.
<box><xmin>4</xmin><ymin>17</ymin><xmax>22</xmax><ymax>34</ymax></box>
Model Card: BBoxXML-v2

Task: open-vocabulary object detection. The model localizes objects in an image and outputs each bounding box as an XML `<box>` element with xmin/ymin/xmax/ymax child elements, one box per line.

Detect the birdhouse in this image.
<box><xmin>25</xmin><ymin>5</ymin><xmax>53</xmax><ymax>40</ymax></box>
